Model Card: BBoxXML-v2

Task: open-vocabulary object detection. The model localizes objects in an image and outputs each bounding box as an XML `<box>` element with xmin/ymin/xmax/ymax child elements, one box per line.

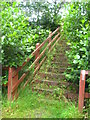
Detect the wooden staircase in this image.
<box><xmin>5</xmin><ymin>27</ymin><xmax>78</xmax><ymax>102</ymax></box>
<box><xmin>31</xmin><ymin>39</ymin><xmax>78</xmax><ymax>101</ymax></box>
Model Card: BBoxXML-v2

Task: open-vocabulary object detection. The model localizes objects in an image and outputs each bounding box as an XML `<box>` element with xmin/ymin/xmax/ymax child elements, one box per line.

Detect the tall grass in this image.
<box><xmin>2</xmin><ymin>85</ymin><xmax>83</xmax><ymax>118</ymax></box>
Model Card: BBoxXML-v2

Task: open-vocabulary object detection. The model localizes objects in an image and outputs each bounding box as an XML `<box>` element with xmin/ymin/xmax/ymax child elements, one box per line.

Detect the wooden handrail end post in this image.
<box><xmin>8</xmin><ymin>67</ymin><xmax>18</xmax><ymax>101</ymax></box>
<box><xmin>78</xmin><ymin>70</ymin><xmax>86</xmax><ymax>112</ymax></box>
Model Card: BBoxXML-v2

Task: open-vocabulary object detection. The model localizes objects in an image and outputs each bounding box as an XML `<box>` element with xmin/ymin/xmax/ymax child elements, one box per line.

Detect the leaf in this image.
<box><xmin>73</xmin><ymin>60</ymin><xmax>78</xmax><ymax>64</ymax></box>
<box><xmin>74</xmin><ymin>54</ymin><xmax>80</xmax><ymax>59</ymax></box>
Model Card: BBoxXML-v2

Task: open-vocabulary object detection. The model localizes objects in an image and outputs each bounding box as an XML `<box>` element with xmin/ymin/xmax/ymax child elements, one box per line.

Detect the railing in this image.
<box><xmin>3</xmin><ymin>27</ymin><xmax>61</xmax><ymax>101</ymax></box>
<box><xmin>78</xmin><ymin>70</ymin><xmax>90</xmax><ymax>112</ymax></box>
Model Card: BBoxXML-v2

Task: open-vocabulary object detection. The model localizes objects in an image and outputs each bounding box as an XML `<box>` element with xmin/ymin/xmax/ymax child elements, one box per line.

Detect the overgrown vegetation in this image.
<box><xmin>1</xmin><ymin>0</ymin><xmax>90</xmax><ymax>118</ymax></box>
<box><xmin>1</xmin><ymin>1</ymin><xmax>62</xmax><ymax>85</ymax></box>
<box><xmin>2</xmin><ymin>86</ymin><xmax>82</xmax><ymax>118</ymax></box>
<box><xmin>62</xmin><ymin>1</ymin><xmax>90</xmax><ymax>115</ymax></box>
<box><xmin>62</xmin><ymin>2</ymin><xmax>89</xmax><ymax>84</ymax></box>
<box><xmin>1</xmin><ymin>2</ymin><xmax>50</xmax><ymax>68</ymax></box>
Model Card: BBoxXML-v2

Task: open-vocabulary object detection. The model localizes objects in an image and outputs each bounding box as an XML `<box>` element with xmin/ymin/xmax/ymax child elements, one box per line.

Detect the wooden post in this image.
<box><xmin>78</xmin><ymin>70</ymin><xmax>86</xmax><ymax>112</ymax></box>
<box><xmin>35</xmin><ymin>43</ymin><xmax>40</xmax><ymax>68</ymax></box>
<box><xmin>49</xmin><ymin>32</ymin><xmax>52</xmax><ymax>49</ymax></box>
<box><xmin>8</xmin><ymin>67</ymin><xmax>18</xmax><ymax>100</ymax></box>
<box><xmin>8</xmin><ymin>67</ymin><xmax>13</xmax><ymax>100</ymax></box>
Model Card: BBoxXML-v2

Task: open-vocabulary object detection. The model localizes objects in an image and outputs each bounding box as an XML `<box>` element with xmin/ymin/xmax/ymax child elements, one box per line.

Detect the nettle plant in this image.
<box><xmin>62</xmin><ymin>2</ymin><xmax>89</xmax><ymax>84</ymax></box>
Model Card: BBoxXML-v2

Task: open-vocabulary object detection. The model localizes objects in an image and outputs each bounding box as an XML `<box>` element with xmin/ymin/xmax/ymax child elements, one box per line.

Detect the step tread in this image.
<box><xmin>40</xmin><ymin>68</ymin><xmax>66</xmax><ymax>73</ymax></box>
<box><xmin>38</xmin><ymin>72</ymin><xmax>64</xmax><ymax>76</ymax></box>
<box><xmin>32</xmin><ymin>79</ymin><xmax>70</xmax><ymax>87</ymax></box>
<box><xmin>32</xmin><ymin>87</ymin><xmax>57</xmax><ymax>93</ymax></box>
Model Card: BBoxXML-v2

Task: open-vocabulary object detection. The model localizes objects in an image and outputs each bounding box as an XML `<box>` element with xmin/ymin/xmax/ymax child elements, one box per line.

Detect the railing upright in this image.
<box><xmin>78</xmin><ymin>70</ymin><xmax>86</xmax><ymax>112</ymax></box>
<box><xmin>8</xmin><ymin>67</ymin><xmax>18</xmax><ymax>100</ymax></box>
<box><xmin>78</xmin><ymin>70</ymin><xmax>90</xmax><ymax>112</ymax></box>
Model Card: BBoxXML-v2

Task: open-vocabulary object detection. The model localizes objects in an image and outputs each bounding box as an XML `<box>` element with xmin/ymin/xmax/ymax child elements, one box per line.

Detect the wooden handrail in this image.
<box><xmin>25</xmin><ymin>33</ymin><xmax>60</xmax><ymax>72</ymax></box>
<box><xmin>22</xmin><ymin>36</ymin><xmax>62</xmax><ymax>88</ymax></box>
<box><xmin>11</xmin><ymin>33</ymin><xmax>61</xmax><ymax>92</ymax></box>
<box><xmin>11</xmin><ymin>27</ymin><xmax>60</xmax><ymax>77</ymax></box>
<box><xmin>6</xmin><ymin>27</ymin><xmax>60</xmax><ymax>100</ymax></box>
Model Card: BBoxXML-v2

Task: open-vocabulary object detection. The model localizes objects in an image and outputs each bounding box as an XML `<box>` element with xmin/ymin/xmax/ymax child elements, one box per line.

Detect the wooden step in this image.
<box><xmin>40</xmin><ymin>64</ymin><xmax>68</xmax><ymax>71</ymax></box>
<box><xmin>50</xmin><ymin>62</ymin><xmax>70</xmax><ymax>66</ymax></box>
<box><xmin>40</xmin><ymin>67</ymin><xmax>66</xmax><ymax>73</ymax></box>
<box><xmin>44</xmin><ymin>61</ymin><xmax>69</xmax><ymax>65</ymax></box>
<box><xmin>32</xmin><ymin>87</ymin><xmax>56</xmax><ymax>93</ymax></box>
<box><xmin>55</xmin><ymin>46</ymin><xmax>69</xmax><ymax>49</ymax></box>
<box><xmin>32</xmin><ymin>79</ymin><xmax>70</xmax><ymax>88</ymax></box>
<box><xmin>48</xmin><ymin>53</ymin><xmax>67</xmax><ymax>56</ymax></box>
<box><xmin>46</xmin><ymin>67</ymin><xmax>66</xmax><ymax>73</ymax></box>
<box><xmin>50</xmin><ymin>54</ymin><xmax>67</xmax><ymax>57</ymax></box>
<box><xmin>64</xmin><ymin>92</ymin><xmax>78</xmax><ymax>101</ymax></box>
<box><xmin>38</xmin><ymin>72</ymin><xmax>65</xmax><ymax>80</ymax></box>
<box><xmin>52</xmin><ymin>57</ymin><xmax>67</xmax><ymax>62</ymax></box>
<box><xmin>31</xmin><ymin>79</ymin><xmax>58</xmax><ymax>86</ymax></box>
<box><xmin>32</xmin><ymin>87</ymin><xmax>78</xmax><ymax>101</ymax></box>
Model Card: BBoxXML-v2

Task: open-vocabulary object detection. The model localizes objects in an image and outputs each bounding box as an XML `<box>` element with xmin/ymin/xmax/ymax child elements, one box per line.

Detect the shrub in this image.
<box><xmin>62</xmin><ymin>2</ymin><xmax>89</xmax><ymax>84</ymax></box>
<box><xmin>1</xmin><ymin>2</ymin><xmax>49</xmax><ymax>67</ymax></box>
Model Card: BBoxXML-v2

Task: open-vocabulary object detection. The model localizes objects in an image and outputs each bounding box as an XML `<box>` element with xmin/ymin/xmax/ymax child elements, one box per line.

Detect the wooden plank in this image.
<box><xmin>50</xmin><ymin>33</ymin><xmax>60</xmax><ymax>45</ymax></box>
<box><xmin>12</xmin><ymin>71</ymin><xmax>18</xmax><ymax>99</ymax></box>
<box><xmin>32</xmin><ymin>87</ymin><xmax>56</xmax><ymax>93</ymax></box>
<box><xmin>22</xmin><ymin>76</ymin><xmax>32</xmax><ymax>89</ymax></box>
<box><xmin>49</xmin><ymin>36</ymin><xmax>61</xmax><ymax>52</ymax></box>
<box><xmin>34</xmin><ymin>56</ymin><xmax>46</xmax><ymax>75</ymax></box>
<box><xmin>12</xmin><ymin>72</ymin><xmax>28</xmax><ymax>92</ymax></box>
<box><xmin>8</xmin><ymin>67</ymin><xmax>13</xmax><ymax>100</ymax></box>
<box><xmin>23</xmin><ymin>56</ymin><xmax>47</xmax><ymax>89</ymax></box>
<box><xmin>84</xmin><ymin>92</ymin><xmax>90</xmax><ymax>99</ymax></box>
<box><xmin>32</xmin><ymin>79</ymin><xmax>58</xmax><ymax>86</ymax></box>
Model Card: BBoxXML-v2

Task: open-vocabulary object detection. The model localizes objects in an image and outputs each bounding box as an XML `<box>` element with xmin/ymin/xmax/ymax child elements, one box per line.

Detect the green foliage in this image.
<box><xmin>1</xmin><ymin>2</ymin><xmax>49</xmax><ymax>67</ymax></box>
<box><xmin>22</xmin><ymin>0</ymin><xmax>63</xmax><ymax>31</ymax></box>
<box><xmin>40</xmin><ymin>2</ymin><xmax>61</xmax><ymax>31</ymax></box>
<box><xmin>62</xmin><ymin>2</ymin><xmax>89</xmax><ymax>83</ymax></box>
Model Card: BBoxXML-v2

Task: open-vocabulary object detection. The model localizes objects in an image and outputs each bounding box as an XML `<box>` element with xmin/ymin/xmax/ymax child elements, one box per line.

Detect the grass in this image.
<box><xmin>2</xmin><ymin>85</ymin><xmax>83</xmax><ymax>118</ymax></box>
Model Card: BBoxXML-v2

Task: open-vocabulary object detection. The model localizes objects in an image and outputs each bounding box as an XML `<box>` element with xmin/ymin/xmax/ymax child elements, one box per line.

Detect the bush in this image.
<box><xmin>62</xmin><ymin>2</ymin><xmax>89</xmax><ymax>84</ymax></box>
<box><xmin>1</xmin><ymin>2</ymin><xmax>49</xmax><ymax>67</ymax></box>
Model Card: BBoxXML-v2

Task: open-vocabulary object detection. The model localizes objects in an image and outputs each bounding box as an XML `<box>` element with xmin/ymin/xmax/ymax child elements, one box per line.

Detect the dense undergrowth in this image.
<box><xmin>62</xmin><ymin>1</ymin><xmax>90</xmax><ymax>95</ymax></box>
<box><xmin>62</xmin><ymin>2</ymin><xmax>89</xmax><ymax>83</ymax></box>
<box><xmin>62</xmin><ymin>2</ymin><xmax>90</xmax><ymax>114</ymax></box>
